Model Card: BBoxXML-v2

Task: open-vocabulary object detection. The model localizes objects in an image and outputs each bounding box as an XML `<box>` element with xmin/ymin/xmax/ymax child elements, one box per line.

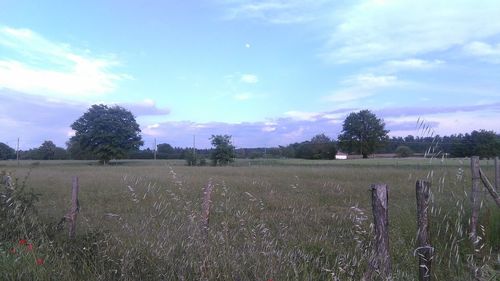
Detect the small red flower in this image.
<box><xmin>19</xmin><ymin>239</ymin><xmax>27</xmax><ymax>245</ymax></box>
<box><xmin>9</xmin><ymin>248</ymin><xmax>16</xmax><ymax>254</ymax></box>
<box><xmin>267</xmin><ymin>279</ymin><xmax>273</xmax><ymax>281</ymax></box>
<box><xmin>36</xmin><ymin>258</ymin><xmax>44</xmax><ymax>265</ymax></box>
<box><xmin>26</xmin><ymin>243</ymin><xmax>33</xmax><ymax>251</ymax></box>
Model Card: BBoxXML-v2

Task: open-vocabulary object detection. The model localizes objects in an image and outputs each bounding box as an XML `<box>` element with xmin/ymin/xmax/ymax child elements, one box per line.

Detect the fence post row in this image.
<box><xmin>365</xmin><ymin>183</ymin><xmax>391</xmax><ymax>280</ymax></box>
<box><xmin>416</xmin><ymin>180</ymin><xmax>433</xmax><ymax>281</ymax></box>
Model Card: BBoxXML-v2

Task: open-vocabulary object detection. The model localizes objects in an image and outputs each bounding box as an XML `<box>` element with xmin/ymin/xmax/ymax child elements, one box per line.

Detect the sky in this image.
<box><xmin>0</xmin><ymin>0</ymin><xmax>499</xmax><ymax>150</ymax></box>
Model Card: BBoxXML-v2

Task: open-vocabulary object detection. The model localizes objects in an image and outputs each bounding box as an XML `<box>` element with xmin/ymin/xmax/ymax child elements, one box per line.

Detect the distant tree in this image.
<box><xmin>70</xmin><ymin>104</ymin><xmax>143</xmax><ymax>164</ymax></box>
<box><xmin>310</xmin><ymin>133</ymin><xmax>337</xmax><ymax>159</ymax></box>
<box><xmin>338</xmin><ymin>110</ymin><xmax>389</xmax><ymax>158</ymax></box>
<box><xmin>38</xmin><ymin>141</ymin><xmax>57</xmax><ymax>160</ymax></box>
<box><xmin>157</xmin><ymin>143</ymin><xmax>174</xmax><ymax>154</ymax></box>
<box><xmin>53</xmin><ymin>147</ymin><xmax>69</xmax><ymax>160</ymax></box>
<box><xmin>467</xmin><ymin>130</ymin><xmax>500</xmax><ymax>159</ymax></box>
<box><xmin>395</xmin><ymin>145</ymin><xmax>414</xmax><ymax>158</ymax></box>
<box><xmin>210</xmin><ymin>135</ymin><xmax>235</xmax><ymax>166</ymax></box>
<box><xmin>0</xmin><ymin>142</ymin><xmax>15</xmax><ymax>160</ymax></box>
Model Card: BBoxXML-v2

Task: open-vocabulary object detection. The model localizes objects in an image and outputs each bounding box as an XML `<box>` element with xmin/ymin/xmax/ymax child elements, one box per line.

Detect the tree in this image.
<box><xmin>38</xmin><ymin>141</ymin><xmax>57</xmax><ymax>160</ymax></box>
<box><xmin>210</xmin><ymin>135</ymin><xmax>235</xmax><ymax>166</ymax></box>
<box><xmin>157</xmin><ymin>143</ymin><xmax>174</xmax><ymax>154</ymax></box>
<box><xmin>467</xmin><ymin>130</ymin><xmax>499</xmax><ymax>159</ymax></box>
<box><xmin>309</xmin><ymin>133</ymin><xmax>337</xmax><ymax>159</ymax></box>
<box><xmin>338</xmin><ymin>110</ymin><xmax>389</xmax><ymax>158</ymax></box>
<box><xmin>0</xmin><ymin>142</ymin><xmax>15</xmax><ymax>160</ymax></box>
<box><xmin>66</xmin><ymin>139</ymin><xmax>96</xmax><ymax>160</ymax></box>
<box><xmin>395</xmin><ymin>145</ymin><xmax>414</xmax><ymax>158</ymax></box>
<box><xmin>70</xmin><ymin>104</ymin><xmax>143</xmax><ymax>164</ymax></box>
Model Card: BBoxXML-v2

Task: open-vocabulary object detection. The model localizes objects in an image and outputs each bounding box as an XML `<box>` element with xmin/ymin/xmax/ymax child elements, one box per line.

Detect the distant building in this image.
<box><xmin>335</xmin><ymin>152</ymin><xmax>348</xmax><ymax>160</ymax></box>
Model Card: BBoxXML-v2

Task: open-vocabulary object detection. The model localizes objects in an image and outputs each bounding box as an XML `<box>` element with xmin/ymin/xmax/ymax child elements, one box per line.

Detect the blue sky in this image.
<box><xmin>1</xmin><ymin>0</ymin><xmax>499</xmax><ymax>149</ymax></box>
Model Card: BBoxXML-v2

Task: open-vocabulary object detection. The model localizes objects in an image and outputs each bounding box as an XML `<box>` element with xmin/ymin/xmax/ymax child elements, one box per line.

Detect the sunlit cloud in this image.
<box><xmin>221</xmin><ymin>0</ymin><xmax>333</xmax><ymax>24</ymax></box>
<box><xmin>323</xmin><ymin>0</ymin><xmax>500</xmax><ymax>63</ymax></box>
<box><xmin>325</xmin><ymin>74</ymin><xmax>399</xmax><ymax>103</ymax></box>
<box><xmin>381</xmin><ymin>59</ymin><xmax>444</xmax><ymax>72</ymax></box>
<box><xmin>284</xmin><ymin>111</ymin><xmax>319</xmax><ymax>121</ymax></box>
<box><xmin>240</xmin><ymin>74</ymin><xmax>259</xmax><ymax>83</ymax></box>
<box><xmin>463</xmin><ymin>41</ymin><xmax>500</xmax><ymax>64</ymax></box>
<box><xmin>0</xmin><ymin>25</ymin><xmax>128</xmax><ymax>98</ymax></box>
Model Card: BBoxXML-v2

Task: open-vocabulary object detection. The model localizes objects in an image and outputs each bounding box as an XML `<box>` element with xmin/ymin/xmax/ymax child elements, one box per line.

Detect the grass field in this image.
<box><xmin>1</xmin><ymin>158</ymin><xmax>499</xmax><ymax>280</ymax></box>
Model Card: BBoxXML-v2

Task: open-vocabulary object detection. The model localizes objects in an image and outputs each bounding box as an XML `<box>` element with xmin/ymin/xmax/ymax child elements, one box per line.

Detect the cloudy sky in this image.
<box><xmin>1</xmin><ymin>0</ymin><xmax>499</xmax><ymax>149</ymax></box>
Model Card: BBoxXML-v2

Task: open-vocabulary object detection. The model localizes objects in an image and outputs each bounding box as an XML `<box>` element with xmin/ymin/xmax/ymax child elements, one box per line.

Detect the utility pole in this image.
<box><xmin>193</xmin><ymin>135</ymin><xmax>196</xmax><ymax>160</ymax></box>
<box><xmin>16</xmin><ymin>137</ymin><xmax>20</xmax><ymax>166</ymax></box>
<box><xmin>153</xmin><ymin>138</ymin><xmax>157</xmax><ymax>160</ymax></box>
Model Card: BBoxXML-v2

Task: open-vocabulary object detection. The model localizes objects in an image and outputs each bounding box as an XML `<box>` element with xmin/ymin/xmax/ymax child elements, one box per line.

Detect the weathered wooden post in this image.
<box><xmin>478</xmin><ymin>168</ymin><xmax>500</xmax><ymax>207</ymax></box>
<box><xmin>68</xmin><ymin>176</ymin><xmax>80</xmax><ymax>239</ymax></box>
<box><xmin>365</xmin><ymin>184</ymin><xmax>391</xmax><ymax>280</ymax></box>
<box><xmin>416</xmin><ymin>180</ymin><xmax>433</xmax><ymax>281</ymax></box>
<box><xmin>470</xmin><ymin>157</ymin><xmax>480</xmax><ymax>245</ymax></box>
<box><xmin>495</xmin><ymin>157</ymin><xmax>499</xmax><ymax>192</ymax></box>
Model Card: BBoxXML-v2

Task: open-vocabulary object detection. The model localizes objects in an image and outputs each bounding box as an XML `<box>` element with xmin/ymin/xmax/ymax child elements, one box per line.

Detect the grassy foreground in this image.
<box><xmin>1</xmin><ymin>158</ymin><xmax>499</xmax><ymax>280</ymax></box>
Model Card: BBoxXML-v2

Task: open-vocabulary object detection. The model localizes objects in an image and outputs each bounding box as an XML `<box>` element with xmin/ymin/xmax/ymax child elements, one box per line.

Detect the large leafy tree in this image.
<box><xmin>210</xmin><ymin>135</ymin><xmax>235</xmax><ymax>166</ymax></box>
<box><xmin>70</xmin><ymin>104</ymin><xmax>143</xmax><ymax>164</ymax></box>
<box><xmin>0</xmin><ymin>142</ymin><xmax>15</xmax><ymax>160</ymax></box>
<box><xmin>38</xmin><ymin>140</ymin><xmax>57</xmax><ymax>160</ymax></box>
<box><xmin>338</xmin><ymin>110</ymin><xmax>389</xmax><ymax>158</ymax></box>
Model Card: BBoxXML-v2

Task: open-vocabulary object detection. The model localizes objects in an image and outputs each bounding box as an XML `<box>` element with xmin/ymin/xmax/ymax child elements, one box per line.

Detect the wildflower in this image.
<box><xmin>19</xmin><ymin>239</ymin><xmax>27</xmax><ymax>245</ymax></box>
<box><xmin>26</xmin><ymin>243</ymin><xmax>33</xmax><ymax>251</ymax></box>
<box><xmin>36</xmin><ymin>258</ymin><xmax>44</xmax><ymax>265</ymax></box>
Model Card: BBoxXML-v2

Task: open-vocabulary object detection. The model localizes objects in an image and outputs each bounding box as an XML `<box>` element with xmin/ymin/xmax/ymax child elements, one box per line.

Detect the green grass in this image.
<box><xmin>1</xmin><ymin>158</ymin><xmax>498</xmax><ymax>280</ymax></box>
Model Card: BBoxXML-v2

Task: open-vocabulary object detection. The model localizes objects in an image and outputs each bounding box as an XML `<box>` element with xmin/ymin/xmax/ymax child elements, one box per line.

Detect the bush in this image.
<box><xmin>395</xmin><ymin>145</ymin><xmax>414</xmax><ymax>158</ymax></box>
<box><xmin>0</xmin><ymin>171</ymin><xmax>43</xmax><ymax>241</ymax></box>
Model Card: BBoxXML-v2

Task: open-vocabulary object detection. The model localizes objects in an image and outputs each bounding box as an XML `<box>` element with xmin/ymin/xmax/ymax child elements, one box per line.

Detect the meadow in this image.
<box><xmin>1</xmin><ymin>158</ymin><xmax>499</xmax><ymax>280</ymax></box>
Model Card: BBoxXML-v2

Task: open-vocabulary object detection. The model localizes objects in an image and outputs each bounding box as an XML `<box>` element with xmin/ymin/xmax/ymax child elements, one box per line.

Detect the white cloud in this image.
<box><xmin>382</xmin><ymin>59</ymin><xmax>444</xmax><ymax>71</ymax></box>
<box><xmin>262</xmin><ymin>126</ymin><xmax>276</xmax><ymax>132</ymax></box>
<box><xmin>325</xmin><ymin>74</ymin><xmax>398</xmax><ymax>103</ymax></box>
<box><xmin>222</xmin><ymin>0</ymin><xmax>333</xmax><ymax>24</ymax></box>
<box><xmin>240</xmin><ymin>74</ymin><xmax>259</xmax><ymax>83</ymax></box>
<box><xmin>463</xmin><ymin>41</ymin><xmax>500</xmax><ymax>63</ymax></box>
<box><xmin>284</xmin><ymin>111</ymin><xmax>319</xmax><ymax>121</ymax></box>
<box><xmin>323</xmin><ymin>0</ymin><xmax>500</xmax><ymax>63</ymax></box>
<box><xmin>0</xmin><ymin>25</ymin><xmax>128</xmax><ymax>98</ymax></box>
<box><xmin>349</xmin><ymin>74</ymin><xmax>397</xmax><ymax>87</ymax></box>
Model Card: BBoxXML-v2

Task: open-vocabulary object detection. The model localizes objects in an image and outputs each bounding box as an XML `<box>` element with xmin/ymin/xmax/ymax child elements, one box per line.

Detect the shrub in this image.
<box><xmin>395</xmin><ymin>145</ymin><xmax>414</xmax><ymax>158</ymax></box>
<box><xmin>0</xmin><ymin>170</ymin><xmax>43</xmax><ymax>241</ymax></box>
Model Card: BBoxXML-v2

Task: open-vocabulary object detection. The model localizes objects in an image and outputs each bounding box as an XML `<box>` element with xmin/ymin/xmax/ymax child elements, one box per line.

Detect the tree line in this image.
<box><xmin>1</xmin><ymin>106</ymin><xmax>499</xmax><ymax>163</ymax></box>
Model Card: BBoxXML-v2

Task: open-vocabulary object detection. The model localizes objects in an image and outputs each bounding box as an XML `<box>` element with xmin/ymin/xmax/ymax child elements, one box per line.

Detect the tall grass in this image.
<box><xmin>0</xmin><ymin>159</ymin><xmax>498</xmax><ymax>280</ymax></box>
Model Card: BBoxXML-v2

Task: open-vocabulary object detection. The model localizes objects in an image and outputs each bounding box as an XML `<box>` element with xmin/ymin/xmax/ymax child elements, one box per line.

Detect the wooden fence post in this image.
<box><xmin>416</xmin><ymin>180</ymin><xmax>433</xmax><ymax>281</ymax></box>
<box><xmin>365</xmin><ymin>184</ymin><xmax>391</xmax><ymax>280</ymax></box>
<box><xmin>495</xmin><ymin>157</ymin><xmax>499</xmax><ymax>193</ymax></box>
<box><xmin>68</xmin><ymin>176</ymin><xmax>80</xmax><ymax>239</ymax></box>
<box><xmin>478</xmin><ymin>168</ymin><xmax>500</xmax><ymax>207</ymax></box>
<box><xmin>470</xmin><ymin>157</ymin><xmax>481</xmax><ymax>245</ymax></box>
